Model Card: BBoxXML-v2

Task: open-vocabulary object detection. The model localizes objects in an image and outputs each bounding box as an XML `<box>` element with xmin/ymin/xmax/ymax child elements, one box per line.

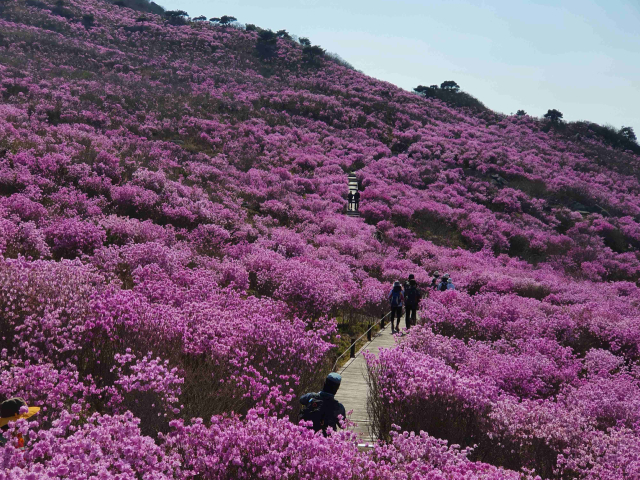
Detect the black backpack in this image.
<box><xmin>299</xmin><ymin>394</ymin><xmax>331</xmax><ymax>432</ymax></box>
<box><xmin>405</xmin><ymin>285</ymin><xmax>419</xmax><ymax>306</ymax></box>
<box><xmin>439</xmin><ymin>281</ymin><xmax>448</xmax><ymax>292</ymax></box>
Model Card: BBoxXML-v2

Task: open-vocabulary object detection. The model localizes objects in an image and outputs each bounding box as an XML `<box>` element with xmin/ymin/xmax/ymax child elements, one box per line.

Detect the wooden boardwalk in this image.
<box><xmin>337</xmin><ymin>322</ymin><xmax>397</xmax><ymax>444</ymax></box>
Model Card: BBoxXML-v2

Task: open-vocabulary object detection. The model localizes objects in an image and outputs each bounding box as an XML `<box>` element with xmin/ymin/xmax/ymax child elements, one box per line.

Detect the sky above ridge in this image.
<box><xmin>159</xmin><ymin>0</ymin><xmax>640</xmax><ymax>133</ymax></box>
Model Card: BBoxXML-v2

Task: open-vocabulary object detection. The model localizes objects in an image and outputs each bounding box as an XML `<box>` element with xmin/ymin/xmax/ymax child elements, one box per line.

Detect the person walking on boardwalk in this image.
<box><xmin>388</xmin><ymin>280</ymin><xmax>404</xmax><ymax>333</ymax></box>
<box><xmin>299</xmin><ymin>373</ymin><xmax>346</xmax><ymax>435</ymax></box>
<box><xmin>404</xmin><ymin>275</ymin><xmax>422</xmax><ymax>329</ymax></box>
<box><xmin>403</xmin><ymin>273</ymin><xmax>414</xmax><ymax>291</ymax></box>
<box><xmin>347</xmin><ymin>191</ymin><xmax>354</xmax><ymax>211</ymax></box>
<box><xmin>354</xmin><ymin>191</ymin><xmax>361</xmax><ymax>211</ymax></box>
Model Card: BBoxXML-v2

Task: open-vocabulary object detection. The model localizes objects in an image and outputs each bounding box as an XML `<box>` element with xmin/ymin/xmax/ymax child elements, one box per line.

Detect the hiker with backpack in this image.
<box><xmin>404</xmin><ymin>274</ymin><xmax>422</xmax><ymax>329</ymax></box>
<box><xmin>388</xmin><ymin>280</ymin><xmax>404</xmax><ymax>333</ymax></box>
<box><xmin>354</xmin><ymin>191</ymin><xmax>360</xmax><ymax>211</ymax></box>
<box><xmin>299</xmin><ymin>373</ymin><xmax>346</xmax><ymax>435</ymax></box>
<box><xmin>437</xmin><ymin>273</ymin><xmax>454</xmax><ymax>291</ymax></box>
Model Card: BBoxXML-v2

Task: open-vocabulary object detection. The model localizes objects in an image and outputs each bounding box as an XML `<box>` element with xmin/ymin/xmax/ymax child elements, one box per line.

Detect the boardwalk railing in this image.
<box><xmin>332</xmin><ymin>311</ymin><xmax>392</xmax><ymax>372</ymax></box>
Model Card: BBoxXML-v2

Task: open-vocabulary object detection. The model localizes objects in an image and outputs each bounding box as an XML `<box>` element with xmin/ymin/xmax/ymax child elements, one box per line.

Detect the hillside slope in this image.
<box><xmin>1</xmin><ymin>1</ymin><xmax>640</xmax><ymax>478</ymax></box>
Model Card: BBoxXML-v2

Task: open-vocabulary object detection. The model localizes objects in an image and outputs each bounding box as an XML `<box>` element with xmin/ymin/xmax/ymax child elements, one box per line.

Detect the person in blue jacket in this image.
<box><xmin>388</xmin><ymin>280</ymin><xmax>404</xmax><ymax>333</ymax></box>
<box><xmin>437</xmin><ymin>275</ymin><xmax>456</xmax><ymax>291</ymax></box>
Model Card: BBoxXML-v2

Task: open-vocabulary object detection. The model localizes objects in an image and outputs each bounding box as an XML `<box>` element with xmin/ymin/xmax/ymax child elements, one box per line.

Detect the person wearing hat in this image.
<box><xmin>437</xmin><ymin>274</ymin><xmax>451</xmax><ymax>292</ymax></box>
<box><xmin>446</xmin><ymin>277</ymin><xmax>456</xmax><ymax>291</ymax></box>
<box><xmin>299</xmin><ymin>373</ymin><xmax>346</xmax><ymax>435</ymax></box>
<box><xmin>403</xmin><ymin>273</ymin><xmax>415</xmax><ymax>291</ymax></box>
<box><xmin>430</xmin><ymin>271</ymin><xmax>441</xmax><ymax>289</ymax></box>
<box><xmin>0</xmin><ymin>397</ymin><xmax>40</xmax><ymax>447</ymax></box>
<box><xmin>403</xmin><ymin>275</ymin><xmax>422</xmax><ymax>329</ymax></box>
<box><xmin>388</xmin><ymin>280</ymin><xmax>405</xmax><ymax>333</ymax></box>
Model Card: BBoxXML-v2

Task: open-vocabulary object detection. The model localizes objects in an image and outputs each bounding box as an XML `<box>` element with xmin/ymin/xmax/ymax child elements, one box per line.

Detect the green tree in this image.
<box><xmin>276</xmin><ymin>29</ymin><xmax>291</xmax><ymax>40</ymax></box>
<box><xmin>165</xmin><ymin>10</ymin><xmax>188</xmax><ymax>17</ymax></box>
<box><xmin>414</xmin><ymin>83</ymin><xmax>486</xmax><ymax>112</ymax></box>
<box><xmin>544</xmin><ymin>109</ymin><xmax>563</xmax><ymax>123</ymax></box>
<box><xmin>303</xmin><ymin>45</ymin><xmax>325</xmax><ymax>64</ymax></box>
<box><xmin>193</xmin><ymin>15</ymin><xmax>207</xmax><ymax>21</ymax></box>
<box><xmin>414</xmin><ymin>85</ymin><xmax>437</xmax><ymax>98</ymax></box>
<box><xmin>619</xmin><ymin>126</ymin><xmax>637</xmax><ymax>142</ymax></box>
<box><xmin>299</xmin><ymin>37</ymin><xmax>311</xmax><ymax>46</ymax></box>
<box><xmin>210</xmin><ymin>15</ymin><xmax>237</xmax><ymax>25</ymax></box>
<box><xmin>516</xmin><ymin>110</ymin><xmax>527</xmax><ymax>116</ymax></box>
<box><xmin>165</xmin><ymin>10</ymin><xmax>188</xmax><ymax>25</ymax></box>
<box><xmin>440</xmin><ymin>80</ymin><xmax>460</xmax><ymax>91</ymax></box>
<box><xmin>256</xmin><ymin>29</ymin><xmax>278</xmax><ymax>59</ymax></box>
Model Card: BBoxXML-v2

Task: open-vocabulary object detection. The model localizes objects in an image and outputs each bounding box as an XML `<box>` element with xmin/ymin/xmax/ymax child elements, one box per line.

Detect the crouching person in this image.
<box><xmin>0</xmin><ymin>397</ymin><xmax>40</xmax><ymax>448</ymax></box>
<box><xmin>299</xmin><ymin>373</ymin><xmax>346</xmax><ymax>435</ymax></box>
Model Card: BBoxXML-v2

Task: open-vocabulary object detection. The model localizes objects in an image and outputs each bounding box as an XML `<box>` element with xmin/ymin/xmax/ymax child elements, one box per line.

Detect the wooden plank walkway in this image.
<box><xmin>337</xmin><ymin>322</ymin><xmax>397</xmax><ymax>444</ymax></box>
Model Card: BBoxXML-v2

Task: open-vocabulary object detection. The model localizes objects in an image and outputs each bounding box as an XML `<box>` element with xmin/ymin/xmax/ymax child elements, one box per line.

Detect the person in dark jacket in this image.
<box><xmin>299</xmin><ymin>373</ymin><xmax>346</xmax><ymax>435</ymax></box>
<box><xmin>354</xmin><ymin>191</ymin><xmax>361</xmax><ymax>210</ymax></box>
<box><xmin>403</xmin><ymin>273</ymin><xmax>414</xmax><ymax>291</ymax></box>
<box><xmin>430</xmin><ymin>271</ymin><xmax>441</xmax><ymax>289</ymax></box>
<box><xmin>347</xmin><ymin>192</ymin><xmax>354</xmax><ymax>211</ymax></box>
<box><xmin>404</xmin><ymin>276</ymin><xmax>422</xmax><ymax>329</ymax></box>
<box><xmin>388</xmin><ymin>280</ymin><xmax>404</xmax><ymax>333</ymax></box>
<box><xmin>437</xmin><ymin>273</ymin><xmax>452</xmax><ymax>292</ymax></box>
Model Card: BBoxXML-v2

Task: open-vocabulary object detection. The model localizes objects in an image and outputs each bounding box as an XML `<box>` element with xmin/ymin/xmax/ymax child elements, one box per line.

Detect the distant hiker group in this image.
<box><xmin>347</xmin><ymin>191</ymin><xmax>360</xmax><ymax>211</ymax></box>
<box><xmin>387</xmin><ymin>271</ymin><xmax>456</xmax><ymax>333</ymax></box>
<box><xmin>430</xmin><ymin>271</ymin><xmax>456</xmax><ymax>291</ymax></box>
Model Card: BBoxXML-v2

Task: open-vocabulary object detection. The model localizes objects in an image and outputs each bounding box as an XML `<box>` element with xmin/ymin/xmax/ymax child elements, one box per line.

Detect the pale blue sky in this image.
<box><xmin>159</xmin><ymin>0</ymin><xmax>640</xmax><ymax>133</ymax></box>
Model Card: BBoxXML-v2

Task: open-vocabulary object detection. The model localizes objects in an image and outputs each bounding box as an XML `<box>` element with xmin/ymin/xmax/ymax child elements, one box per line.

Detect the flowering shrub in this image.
<box><xmin>367</xmin><ymin>290</ymin><xmax>640</xmax><ymax>477</ymax></box>
<box><xmin>44</xmin><ymin>217</ymin><xmax>106</xmax><ymax>259</ymax></box>
<box><xmin>0</xmin><ymin>412</ymin><xmax>180</xmax><ymax>480</ymax></box>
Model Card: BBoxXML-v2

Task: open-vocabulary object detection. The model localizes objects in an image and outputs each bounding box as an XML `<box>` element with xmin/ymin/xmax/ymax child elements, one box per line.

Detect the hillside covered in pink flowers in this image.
<box><xmin>1</xmin><ymin>0</ymin><xmax>640</xmax><ymax>478</ymax></box>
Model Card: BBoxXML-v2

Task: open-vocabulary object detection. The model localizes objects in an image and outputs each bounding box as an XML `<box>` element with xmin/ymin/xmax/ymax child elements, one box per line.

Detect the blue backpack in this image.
<box><xmin>390</xmin><ymin>289</ymin><xmax>402</xmax><ymax>307</ymax></box>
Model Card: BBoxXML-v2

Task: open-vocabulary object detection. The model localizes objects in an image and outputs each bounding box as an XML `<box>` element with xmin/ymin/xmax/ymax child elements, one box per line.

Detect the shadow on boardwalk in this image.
<box><xmin>337</xmin><ymin>322</ymin><xmax>397</xmax><ymax>444</ymax></box>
